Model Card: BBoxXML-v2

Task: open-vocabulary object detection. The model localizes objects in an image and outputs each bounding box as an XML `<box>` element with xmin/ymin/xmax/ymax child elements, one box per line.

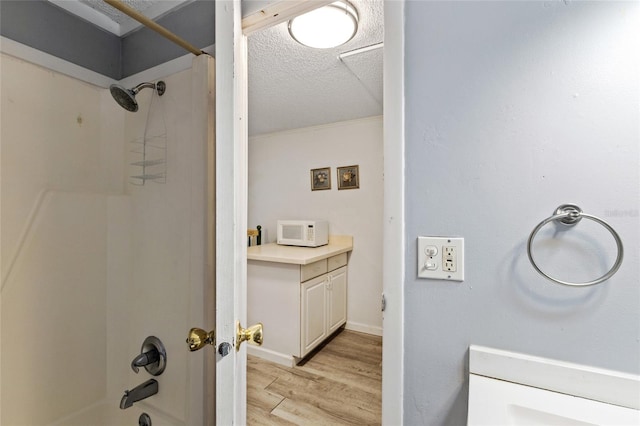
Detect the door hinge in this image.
<box><xmin>381</xmin><ymin>293</ymin><xmax>386</xmax><ymax>312</ymax></box>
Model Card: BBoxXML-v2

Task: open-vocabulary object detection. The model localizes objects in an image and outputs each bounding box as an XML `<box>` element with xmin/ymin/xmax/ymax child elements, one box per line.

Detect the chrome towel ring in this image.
<box><xmin>527</xmin><ymin>204</ymin><xmax>624</xmax><ymax>287</ymax></box>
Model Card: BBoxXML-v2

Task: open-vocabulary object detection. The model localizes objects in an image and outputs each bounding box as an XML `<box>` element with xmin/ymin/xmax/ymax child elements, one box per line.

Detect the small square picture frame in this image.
<box><xmin>337</xmin><ymin>165</ymin><xmax>359</xmax><ymax>190</ymax></box>
<box><xmin>311</xmin><ymin>167</ymin><xmax>331</xmax><ymax>191</ymax></box>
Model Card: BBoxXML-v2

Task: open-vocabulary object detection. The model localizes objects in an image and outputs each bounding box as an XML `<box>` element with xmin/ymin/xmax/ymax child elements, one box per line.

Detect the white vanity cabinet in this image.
<box><xmin>301</xmin><ymin>273</ymin><xmax>329</xmax><ymax>356</ymax></box>
<box><xmin>327</xmin><ymin>265</ymin><xmax>347</xmax><ymax>333</ymax></box>
<box><xmin>301</xmin><ymin>261</ymin><xmax>347</xmax><ymax>357</ymax></box>
<box><xmin>247</xmin><ymin>237</ymin><xmax>352</xmax><ymax>366</ymax></box>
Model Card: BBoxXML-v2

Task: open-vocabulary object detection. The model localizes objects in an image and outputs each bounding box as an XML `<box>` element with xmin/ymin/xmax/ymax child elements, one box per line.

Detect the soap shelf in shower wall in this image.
<box><xmin>129</xmin><ymin>134</ymin><xmax>167</xmax><ymax>185</ymax></box>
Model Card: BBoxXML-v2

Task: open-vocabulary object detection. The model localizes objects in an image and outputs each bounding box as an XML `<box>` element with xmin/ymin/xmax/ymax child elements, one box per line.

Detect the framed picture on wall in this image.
<box><xmin>311</xmin><ymin>167</ymin><xmax>331</xmax><ymax>191</ymax></box>
<box><xmin>337</xmin><ymin>165</ymin><xmax>359</xmax><ymax>190</ymax></box>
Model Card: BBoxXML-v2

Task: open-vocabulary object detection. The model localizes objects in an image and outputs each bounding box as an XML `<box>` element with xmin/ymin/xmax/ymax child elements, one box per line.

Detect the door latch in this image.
<box><xmin>218</xmin><ymin>342</ymin><xmax>232</xmax><ymax>357</ymax></box>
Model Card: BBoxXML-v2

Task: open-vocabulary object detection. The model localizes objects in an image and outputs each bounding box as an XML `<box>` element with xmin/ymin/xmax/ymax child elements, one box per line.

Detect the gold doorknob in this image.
<box><xmin>236</xmin><ymin>322</ymin><xmax>263</xmax><ymax>351</ymax></box>
<box><xmin>186</xmin><ymin>328</ymin><xmax>215</xmax><ymax>352</ymax></box>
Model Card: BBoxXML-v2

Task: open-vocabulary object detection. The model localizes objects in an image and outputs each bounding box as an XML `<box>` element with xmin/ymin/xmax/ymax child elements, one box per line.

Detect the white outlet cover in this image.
<box><xmin>417</xmin><ymin>236</ymin><xmax>464</xmax><ymax>281</ymax></box>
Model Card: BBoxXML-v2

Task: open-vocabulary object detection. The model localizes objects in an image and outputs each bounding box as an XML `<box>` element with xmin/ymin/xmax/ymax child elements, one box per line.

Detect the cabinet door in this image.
<box><xmin>328</xmin><ymin>266</ymin><xmax>347</xmax><ymax>334</ymax></box>
<box><xmin>301</xmin><ymin>274</ymin><xmax>328</xmax><ymax>356</ymax></box>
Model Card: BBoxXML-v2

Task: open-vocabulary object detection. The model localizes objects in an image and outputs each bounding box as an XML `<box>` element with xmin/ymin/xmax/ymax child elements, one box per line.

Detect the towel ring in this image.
<box><xmin>527</xmin><ymin>204</ymin><xmax>624</xmax><ymax>287</ymax></box>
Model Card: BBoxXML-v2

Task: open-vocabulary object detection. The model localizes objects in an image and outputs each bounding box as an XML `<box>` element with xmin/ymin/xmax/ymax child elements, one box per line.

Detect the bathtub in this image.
<box><xmin>48</xmin><ymin>400</ymin><xmax>182</xmax><ymax>426</ymax></box>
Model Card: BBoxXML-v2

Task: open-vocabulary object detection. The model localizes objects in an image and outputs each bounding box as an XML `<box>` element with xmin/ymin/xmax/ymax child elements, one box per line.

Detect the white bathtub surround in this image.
<box><xmin>114</xmin><ymin>59</ymin><xmax>212</xmax><ymax>424</ymax></box>
<box><xmin>468</xmin><ymin>345</ymin><xmax>640</xmax><ymax>424</ymax></box>
<box><xmin>248</xmin><ymin>116</ymin><xmax>383</xmax><ymax>337</ymax></box>
<box><xmin>1</xmin><ymin>53</ymin><xmax>213</xmax><ymax>425</ymax></box>
<box><xmin>48</xmin><ymin>400</ymin><xmax>180</xmax><ymax>426</ymax></box>
<box><xmin>1</xmin><ymin>54</ymin><xmax>123</xmax><ymax>425</ymax></box>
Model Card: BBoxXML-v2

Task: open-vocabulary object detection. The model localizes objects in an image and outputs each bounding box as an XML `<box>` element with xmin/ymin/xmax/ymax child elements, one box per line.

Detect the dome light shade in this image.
<box><xmin>288</xmin><ymin>1</ymin><xmax>358</xmax><ymax>49</ymax></box>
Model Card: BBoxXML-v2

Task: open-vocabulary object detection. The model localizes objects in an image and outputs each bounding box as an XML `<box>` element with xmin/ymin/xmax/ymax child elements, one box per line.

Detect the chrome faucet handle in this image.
<box><xmin>131</xmin><ymin>336</ymin><xmax>167</xmax><ymax>376</ymax></box>
<box><xmin>130</xmin><ymin>349</ymin><xmax>160</xmax><ymax>373</ymax></box>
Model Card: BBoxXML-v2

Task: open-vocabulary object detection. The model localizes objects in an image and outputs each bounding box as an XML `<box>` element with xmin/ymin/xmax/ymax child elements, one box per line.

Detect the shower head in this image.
<box><xmin>110</xmin><ymin>85</ymin><xmax>138</xmax><ymax>112</ymax></box>
<box><xmin>109</xmin><ymin>81</ymin><xmax>166</xmax><ymax>112</ymax></box>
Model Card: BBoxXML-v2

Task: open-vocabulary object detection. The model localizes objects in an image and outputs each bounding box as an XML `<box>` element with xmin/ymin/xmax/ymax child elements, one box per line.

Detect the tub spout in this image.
<box><xmin>120</xmin><ymin>379</ymin><xmax>158</xmax><ymax>409</ymax></box>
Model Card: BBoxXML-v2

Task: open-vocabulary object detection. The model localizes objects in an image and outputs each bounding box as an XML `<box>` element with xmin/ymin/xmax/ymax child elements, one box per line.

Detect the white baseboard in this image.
<box><xmin>345</xmin><ymin>321</ymin><xmax>383</xmax><ymax>337</ymax></box>
<box><xmin>247</xmin><ymin>345</ymin><xmax>295</xmax><ymax>367</ymax></box>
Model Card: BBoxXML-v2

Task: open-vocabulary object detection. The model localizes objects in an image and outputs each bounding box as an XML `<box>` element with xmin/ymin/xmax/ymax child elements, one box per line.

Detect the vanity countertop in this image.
<box><xmin>247</xmin><ymin>235</ymin><xmax>353</xmax><ymax>265</ymax></box>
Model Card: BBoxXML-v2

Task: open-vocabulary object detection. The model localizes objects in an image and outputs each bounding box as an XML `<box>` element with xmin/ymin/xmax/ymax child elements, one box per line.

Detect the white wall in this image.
<box><xmin>0</xmin><ymin>53</ymin><xmax>125</xmax><ymax>425</ymax></box>
<box><xmin>248</xmin><ymin>116</ymin><xmax>383</xmax><ymax>335</ymax></box>
<box><xmin>403</xmin><ymin>1</ymin><xmax>640</xmax><ymax>424</ymax></box>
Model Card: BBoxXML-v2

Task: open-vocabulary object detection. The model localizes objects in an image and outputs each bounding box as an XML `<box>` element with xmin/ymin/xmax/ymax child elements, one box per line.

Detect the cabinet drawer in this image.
<box><xmin>327</xmin><ymin>253</ymin><xmax>347</xmax><ymax>271</ymax></box>
<box><xmin>300</xmin><ymin>259</ymin><xmax>328</xmax><ymax>282</ymax></box>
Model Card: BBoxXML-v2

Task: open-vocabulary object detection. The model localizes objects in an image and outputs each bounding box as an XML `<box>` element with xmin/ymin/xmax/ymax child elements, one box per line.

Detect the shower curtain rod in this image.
<box><xmin>103</xmin><ymin>0</ymin><xmax>204</xmax><ymax>56</ymax></box>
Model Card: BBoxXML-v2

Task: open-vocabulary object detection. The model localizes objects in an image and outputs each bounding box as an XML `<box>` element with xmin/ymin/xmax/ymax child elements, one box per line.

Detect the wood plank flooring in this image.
<box><xmin>247</xmin><ymin>329</ymin><xmax>382</xmax><ymax>425</ymax></box>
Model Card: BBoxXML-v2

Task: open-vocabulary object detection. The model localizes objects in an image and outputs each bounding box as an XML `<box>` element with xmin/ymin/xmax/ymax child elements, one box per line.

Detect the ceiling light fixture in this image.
<box><xmin>288</xmin><ymin>1</ymin><xmax>359</xmax><ymax>49</ymax></box>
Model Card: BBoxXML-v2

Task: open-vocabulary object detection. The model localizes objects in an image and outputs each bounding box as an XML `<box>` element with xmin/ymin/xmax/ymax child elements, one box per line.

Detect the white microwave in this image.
<box><xmin>277</xmin><ymin>220</ymin><xmax>329</xmax><ymax>247</ymax></box>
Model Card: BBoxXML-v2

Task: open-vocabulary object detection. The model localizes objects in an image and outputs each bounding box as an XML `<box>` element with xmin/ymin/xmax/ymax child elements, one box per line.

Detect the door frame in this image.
<box><xmin>380</xmin><ymin>2</ymin><xmax>405</xmax><ymax>424</ymax></box>
<box><xmin>216</xmin><ymin>0</ymin><xmax>406</xmax><ymax>423</ymax></box>
<box><xmin>382</xmin><ymin>0</ymin><xmax>406</xmax><ymax>425</ymax></box>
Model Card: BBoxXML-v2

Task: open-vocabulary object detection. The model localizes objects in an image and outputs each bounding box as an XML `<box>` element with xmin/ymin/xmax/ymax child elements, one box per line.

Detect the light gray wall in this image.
<box><xmin>0</xmin><ymin>0</ymin><xmax>121</xmax><ymax>79</ymax></box>
<box><xmin>121</xmin><ymin>1</ymin><xmax>214</xmax><ymax>76</ymax></box>
<box><xmin>0</xmin><ymin>0</ymin><xmax>214</xmax><ymax>80</ymax></box>
<box><xmin>403</xmin><ymin>1</ymin><xmax>639</xmax><ymax>424</ymax></box>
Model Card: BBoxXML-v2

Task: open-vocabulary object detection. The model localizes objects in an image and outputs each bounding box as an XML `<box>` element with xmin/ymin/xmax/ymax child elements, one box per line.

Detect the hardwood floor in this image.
<box><xmin>247</xmin><ymin>329</ymin><xmax>382</xmax><ymax>425</ymax></box>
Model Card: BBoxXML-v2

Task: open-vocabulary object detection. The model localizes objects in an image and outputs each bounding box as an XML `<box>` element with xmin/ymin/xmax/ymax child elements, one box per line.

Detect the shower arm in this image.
<box><xmin>131</xmin><ymin>82</ymin><xmax>157</xmax><ymax>95</ymax></box>
<box><xmin>103</xmin><ymin>0</ymin><xmax>205</xmax><ymax>56</ymax></box>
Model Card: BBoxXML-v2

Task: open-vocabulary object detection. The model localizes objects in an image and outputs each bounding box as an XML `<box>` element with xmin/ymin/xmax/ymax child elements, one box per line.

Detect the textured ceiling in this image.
<box><xmin>248</xmin><ymin>0</ymin><xmax>383</xmax><ymax>135</ymax></box>
<box><xmin>79</xmin><ymin>0</ymin><xmax>157</xmax><ymax>24</ymax></box>
<box><xmin>47</xmin><ymin>0</ymin><xmax>383</xmax><ymax>136</ymax></box>
<box><xmin>49</xmin><ymin>0</ymin><xmax>190</xmax><ymax>35</ymax></box>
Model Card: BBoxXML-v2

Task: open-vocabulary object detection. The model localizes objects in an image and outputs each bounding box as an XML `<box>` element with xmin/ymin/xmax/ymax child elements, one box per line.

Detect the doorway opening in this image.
<box><xmin>244</xmin><ymin>1</ymin><xmax>384</xmax><ymax>423</ymax></box>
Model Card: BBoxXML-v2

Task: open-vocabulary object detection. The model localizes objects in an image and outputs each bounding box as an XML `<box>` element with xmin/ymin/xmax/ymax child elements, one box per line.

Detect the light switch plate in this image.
<box><xmin>417</xmin><ymin>236</ymin><xmax>464</xmax><ymax>281</ymax></box>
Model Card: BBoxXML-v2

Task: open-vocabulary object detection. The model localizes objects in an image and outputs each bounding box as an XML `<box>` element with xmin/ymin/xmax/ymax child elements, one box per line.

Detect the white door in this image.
<box><xmin>213</xmin><ymin>1</ymin><xmax>321</xmax><ymax>422</ymax></box>
<box><xmin>214</xmin><ymin>0</ymin><xmax>248</xmax><ymax>424</ymax></box>
<box><xmin>215</xmin><ymin>1</ymin><xmax>405</xmax><ymax>424</ymax></box>
<box><xmin>213</xmin><ymin>1</ymin><xmax>330</xmax><ymax>423</ymax></box>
